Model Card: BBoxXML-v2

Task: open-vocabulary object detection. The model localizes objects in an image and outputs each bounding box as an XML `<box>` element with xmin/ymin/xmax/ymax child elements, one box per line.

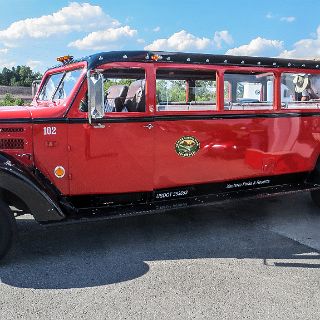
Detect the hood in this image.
<box><xmin>0</xmin><ymin>104</ymin><xmax>68</xmax><ymax>120</ymax></box>
<box><xmin>0</xmin><ymin>105</ymin><xmax>31</xmax><ymax>120</ymax></box>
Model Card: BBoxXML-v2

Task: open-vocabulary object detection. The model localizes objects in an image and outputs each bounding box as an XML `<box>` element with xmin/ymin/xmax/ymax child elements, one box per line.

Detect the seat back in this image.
<box><xmin>124</xmin><ymin>80</ymin><xmax>146</xmax><ymax>112</ymax></box>
<box><xmin>105</xmin><ymin>85</ymin><xmax>128</xmax><ymax>112</ymax></box>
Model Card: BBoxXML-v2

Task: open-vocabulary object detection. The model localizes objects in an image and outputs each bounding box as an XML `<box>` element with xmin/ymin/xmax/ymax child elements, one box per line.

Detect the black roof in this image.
<box><xmin>56</xmin><ymin>50</ymin><xmax>320</xmax><ymax>70</ymax></box>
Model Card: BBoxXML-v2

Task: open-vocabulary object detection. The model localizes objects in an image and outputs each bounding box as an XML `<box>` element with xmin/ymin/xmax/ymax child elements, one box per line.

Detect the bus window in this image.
<box><xmin>224</xmin><ymin>72</ymin><xmax>274</xmax><ymax>111</ymax></box>
<box><xmin>103</xmin><ymin>68</ymin><xmax>146</xmax><ymax>113</ymax></box>
<box><xmin>281</xmin><ymin>73</ymin><xmax>320</xmax><ymax>109</ymax></box>
<box><xmin>156</xmin><ymin>69</ymin><xmax>216</xmax><ymax>112</ymax></box>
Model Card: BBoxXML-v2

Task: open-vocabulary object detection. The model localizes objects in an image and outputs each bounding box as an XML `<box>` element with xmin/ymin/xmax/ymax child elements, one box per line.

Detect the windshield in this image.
<box><xmin>38</xmin><ymin>68</ymin><xmax>83</xmax><ymax>102</ymax></box>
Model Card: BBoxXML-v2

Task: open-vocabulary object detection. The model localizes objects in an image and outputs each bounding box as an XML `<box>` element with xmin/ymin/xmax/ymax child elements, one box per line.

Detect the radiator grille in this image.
<box><xmin>0</xmin><ymin>139</ymin><xmax>24</xmax><ymax>149</ymax></box>
<box><xmin>0</xmin><ymin>127</ymin><xmax>24</xmax><ymax>133</ymax></box>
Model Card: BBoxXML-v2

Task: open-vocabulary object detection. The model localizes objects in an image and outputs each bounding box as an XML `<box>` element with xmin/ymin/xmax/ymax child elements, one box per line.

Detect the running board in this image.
<box><xmin>43</xmin><ymin>181</ymin><xmax>320</xmax><ymax>225</ymax></box>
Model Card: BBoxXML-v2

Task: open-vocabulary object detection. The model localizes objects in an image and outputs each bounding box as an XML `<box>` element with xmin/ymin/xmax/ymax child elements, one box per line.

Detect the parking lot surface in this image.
<box><xmin>0</xmin><ymin>192</ymin><xmax>319</xmax><ymax>319</ymax></box>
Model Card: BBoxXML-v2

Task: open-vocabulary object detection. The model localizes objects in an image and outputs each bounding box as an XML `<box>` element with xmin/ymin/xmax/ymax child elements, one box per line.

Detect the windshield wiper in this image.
<box><xmin>51</xmin><ymin>72</ymin><xmax>66</xmax><ymax>101</ymax></box>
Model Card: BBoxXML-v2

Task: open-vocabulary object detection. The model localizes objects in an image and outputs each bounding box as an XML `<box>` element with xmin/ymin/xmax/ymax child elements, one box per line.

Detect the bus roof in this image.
<box><xmin>52</xmin><ymin>50</ymin><xmax>320</xmax><ymax>70</ymax></box>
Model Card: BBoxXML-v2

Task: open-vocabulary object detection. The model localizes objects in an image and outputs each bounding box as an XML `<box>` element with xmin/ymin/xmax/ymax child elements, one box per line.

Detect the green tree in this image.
<box><xmin>157</xmin><ymin>80</ymin><xmax>186</xmax><ymax>103</ymax></box>
<box><xmin>104</xmin><ymin>78</ymin><xmax>134</xmax><ymax>93</ymax></box>
<box><xmin>0</xmin><ymin>66</ymin><xmax>42</xmax><ymax>87</ymax></box>
<box><xmin>194</xmin><ymin>80</ymin><xmax>216</xmax><ymax>101</ymax></box>
<box><xmin>1</xmin><ymin>68</ymin><xmax>13</xmax><ymax>86</ymax></box>
<box><xmin>0</xmin><ymin>93</ymin><xmax>24</xmax><ymax>106</ymax></box>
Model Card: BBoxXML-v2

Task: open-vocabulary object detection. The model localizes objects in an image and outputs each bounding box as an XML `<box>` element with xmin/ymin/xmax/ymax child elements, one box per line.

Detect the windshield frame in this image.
<box><xmin>33</xmin><ymin>61</ymin><xmax>87</xmax><ymax>108</ymax></box>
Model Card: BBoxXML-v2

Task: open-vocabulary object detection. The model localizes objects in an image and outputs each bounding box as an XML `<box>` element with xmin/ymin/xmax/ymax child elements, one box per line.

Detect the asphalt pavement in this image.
<box><xmin>0</xmin><ymin>192</ymin><xmax>319</xmax><ymax>320</ymax></box>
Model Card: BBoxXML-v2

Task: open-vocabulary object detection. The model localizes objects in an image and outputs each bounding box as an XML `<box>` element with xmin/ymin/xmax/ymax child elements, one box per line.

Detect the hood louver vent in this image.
<box><xmin>0</xmin><ymin>128</ymin><xmax>24</xmax><ymax>133</ymax></box>
<box><xmin>0</xmin><ymin>139</ymin><xmax>24</xmax><ymax>149</ymax></box>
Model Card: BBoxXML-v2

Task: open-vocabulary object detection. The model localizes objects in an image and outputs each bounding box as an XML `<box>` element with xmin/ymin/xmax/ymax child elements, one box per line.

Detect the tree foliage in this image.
<box><xmin>0</xmin><ymin>93</ymin><xmax>24</xmax><ymax>106</ymax></box>
<box><xmin>104</xmin><ymin>78</ymin><xmax>134</xmax><ymax>93</ymax></box>
<box><xmin>194</xmin><ymin>80</ymin><xmax>216</xmax><ymax>101</ymax></box>
<box><xmin>0</xmin><ymin>66</ymin><xmax>42</xmax><ymax>87</ymax></box>
<box><xmin>157</xmin><ymin>80</ymin><xmax>216</xmax><ymax>103</ymax></box>
<box><xmin>157</xmin><ymin>80</ymin><xmax>186</xmax><ymax>103</ymax></box>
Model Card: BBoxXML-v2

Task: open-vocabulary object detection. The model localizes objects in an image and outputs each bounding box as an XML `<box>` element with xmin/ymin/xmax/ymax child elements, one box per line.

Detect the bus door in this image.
<box><xmin>67</xmin><ymin>66</ymin><xmax>154</xmax><ymax>198</ymax></box>
<box><xmin>153</xmin><ymin>67</ymin><xmax>275</xmax><ymax>192</ymax></box>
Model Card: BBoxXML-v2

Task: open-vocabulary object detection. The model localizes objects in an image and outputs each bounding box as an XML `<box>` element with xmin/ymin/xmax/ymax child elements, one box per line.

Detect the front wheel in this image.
<box><xmin>0</xmin><ymin>201</ymin><xmax>16</xmax><ymax>260</ymax></box>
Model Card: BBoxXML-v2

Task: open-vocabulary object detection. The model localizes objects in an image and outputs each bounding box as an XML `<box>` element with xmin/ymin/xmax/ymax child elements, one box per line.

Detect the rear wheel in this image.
<box><xmin>0</xmin><ymin>201</ymin><xmax>16</xmax><ymax>260</ymax></box>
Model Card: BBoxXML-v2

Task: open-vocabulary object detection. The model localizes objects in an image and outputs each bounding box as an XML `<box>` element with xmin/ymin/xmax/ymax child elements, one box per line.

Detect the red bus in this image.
<box><xmin>0</xmin><ymin>51</ymin><xmax>320</xmax><ymax>259</ymax></box>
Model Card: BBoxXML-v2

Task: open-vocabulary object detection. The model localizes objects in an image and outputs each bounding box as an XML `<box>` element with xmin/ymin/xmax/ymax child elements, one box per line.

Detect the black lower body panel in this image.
<box><xmin>47</xmin><ymin>172</ymin><xmax>320</xmax><ymax>224</ymax></box>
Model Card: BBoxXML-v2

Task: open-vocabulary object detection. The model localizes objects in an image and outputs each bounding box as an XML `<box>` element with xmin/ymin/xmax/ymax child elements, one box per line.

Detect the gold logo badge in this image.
<box><xmin>175</xmin><ymin>136</ymin><xmax>200</xmax><ymax>157</ymax></box>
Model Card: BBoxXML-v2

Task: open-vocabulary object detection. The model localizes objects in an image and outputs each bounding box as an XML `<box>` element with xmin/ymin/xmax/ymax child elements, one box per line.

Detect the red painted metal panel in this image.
<box><xmin>67</xmin><ymin>122</ymin><xmax>154</xmax><ymax>195</ymax></box>
<box><xmin>33</xmin><ymin>123</ymin><xmax>69</xmax><ymax>194</ymax></box>
<box><xmin>0</xmin><ymin>106</ymin><xmax>31</xmax><ymax>119</ymax></box>
<box><xmin>153</xmin><ymin>116</ymin><xmax>320</xmax><ymax>189</ymax></box>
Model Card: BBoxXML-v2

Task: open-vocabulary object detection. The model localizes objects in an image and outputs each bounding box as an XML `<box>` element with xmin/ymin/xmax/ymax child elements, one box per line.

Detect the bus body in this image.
<box><xmin>1</xmin><ymin>51</ymin><xmax>320</xmax><ymax>258</ymax></box>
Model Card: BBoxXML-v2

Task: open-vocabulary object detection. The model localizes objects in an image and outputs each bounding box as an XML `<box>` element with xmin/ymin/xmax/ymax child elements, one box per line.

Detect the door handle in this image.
<box><xmin>93</xmin><ymin>123</ymin><xmax>105</xmax><ymax>129</ymax></box>
<box><xmin>143</xmin><ymin>123</ymin><xmax>154</xmax><ymax>130</ymax></box>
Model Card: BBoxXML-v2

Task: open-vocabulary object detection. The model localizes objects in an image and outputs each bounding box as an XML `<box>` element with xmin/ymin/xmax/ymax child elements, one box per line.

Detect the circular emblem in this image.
<box><xmin>175</xmin><ymin>136</ymin><xmax>200</xmax><ymax>157</ymax></box>
<box><xmin>54</xmin><ymin>166</ymin><xmax>65</xmax><ymax>178</ymax></box>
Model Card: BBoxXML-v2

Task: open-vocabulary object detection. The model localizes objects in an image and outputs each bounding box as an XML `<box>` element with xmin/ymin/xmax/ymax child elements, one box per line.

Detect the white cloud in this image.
<box><xmin>226</xmin><ymin>37</ymin><xmax>284</xmax><ymax>56</ymax></box>
<box><xmin>144</xmin><ymin>30</ymin><xmax>211</xmax><ymax>51</ymax></box>
<box><xmin>266</xmin><ymin>13</ymin><xmax>295</xmax><ymax>22</ymax></box>
<box><xmin>27</xmin><ymin>60</ymin><xmax>43</xmax><ymax>71</ymax></box>
<box><xmin>145</xmin><ymin>30</ymin><xmax>233</xmax><ymax>52</ymax></box>
<box><xmin>0</xmin><ymin>2</ymin><xmax>119</xmax><ymax>45</ymax></box>
<box><xmin>68</xmin><ymin>26</ymin><xmax>137</xmax><ymax>50</ymax></box>
<box><xmin>214</xmin><ymin>30</ymin><xmax>233</xmax><ymax>49</ymax></box>
<box><xmin>279</xmin><ymin>26</ymin><xmax>320</xmax><ymax>59</ymax></box>
<box><xmin>153</xmin><ymin>26</ymin><xmax>161</xmax><ymax>32</ymax></box>
<box><xmin>280</xmin><ymin>16</ymin><xmax>295</xmax><ymax>23</ymax></box>
<box><xmin>0</xmin><ymin>48</ymin><xmax>8</xmax><ymax>54</ymax></box>
<box><xmin>137</xmin><ymin>38</ymin><xmax>146</xmax><ymax>44</ymax></box>
<box><xmin>0</xmin><ymin>59</ymin><xmax>16</xmax><ymax>69</ymax></box>
<box><xmin>0</xmin><ymin>48</ymin><xmax>14</xmax><ymax>69</ymax></box>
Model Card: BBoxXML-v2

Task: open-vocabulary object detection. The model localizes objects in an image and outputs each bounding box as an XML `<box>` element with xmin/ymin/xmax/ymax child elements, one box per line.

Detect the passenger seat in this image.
<box><xmin>124</xmin><ymin>80</ymin><xmax>146</xmax><ymax>112</ymax></box>
<box><xmin>105</xmin><ymin>85</ymin><xmax>128</xmax><ymax>112</ymax></box>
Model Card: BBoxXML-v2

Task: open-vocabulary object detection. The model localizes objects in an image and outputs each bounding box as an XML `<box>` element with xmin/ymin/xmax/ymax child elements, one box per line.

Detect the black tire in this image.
<box><xmin>0</xmin><ymin>201</ymin><xmax>16</xmax><ymax>260</ymax></box>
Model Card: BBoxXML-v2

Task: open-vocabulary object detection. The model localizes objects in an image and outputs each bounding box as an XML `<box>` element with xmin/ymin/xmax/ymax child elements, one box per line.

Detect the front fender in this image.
<box><xmin>0</xmin><ymin>153</ymin><xmax>65</xmax><ymax>222</ymax></box>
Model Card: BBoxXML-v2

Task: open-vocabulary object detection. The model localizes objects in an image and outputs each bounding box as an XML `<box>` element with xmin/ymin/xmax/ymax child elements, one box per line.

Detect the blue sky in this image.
<box><xmin>0</xmin><ymin>0</ymin><xmax>319</xmax><ymax>72</ymax></box>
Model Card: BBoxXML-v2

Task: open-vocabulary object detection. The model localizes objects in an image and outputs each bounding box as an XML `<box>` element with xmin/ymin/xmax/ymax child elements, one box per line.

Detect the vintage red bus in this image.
<box><xmin>0</xmin><ymin>50</ymin><xmax>320</xmax><ymax>259</ymax></box>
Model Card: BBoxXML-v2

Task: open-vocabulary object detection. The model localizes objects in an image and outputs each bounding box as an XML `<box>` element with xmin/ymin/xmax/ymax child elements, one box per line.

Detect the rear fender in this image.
<box><xmin>0</xmin><ymin>153</ymin><xmax>65</xmax><ymax>222</ymax></box>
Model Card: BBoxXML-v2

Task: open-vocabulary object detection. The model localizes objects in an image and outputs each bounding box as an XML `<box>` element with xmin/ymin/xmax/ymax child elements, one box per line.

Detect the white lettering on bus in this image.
<box><xmin>226</xmin><ymin>179</ymin><xmax>271</xmax><ymax>189</ymax></box>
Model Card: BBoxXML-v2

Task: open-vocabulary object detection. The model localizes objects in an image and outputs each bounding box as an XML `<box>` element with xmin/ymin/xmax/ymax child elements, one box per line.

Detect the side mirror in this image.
<box><xmin>87</xmin><ymin>71</ymin><xmax>104</xmax><ymax>124</ymax></box>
